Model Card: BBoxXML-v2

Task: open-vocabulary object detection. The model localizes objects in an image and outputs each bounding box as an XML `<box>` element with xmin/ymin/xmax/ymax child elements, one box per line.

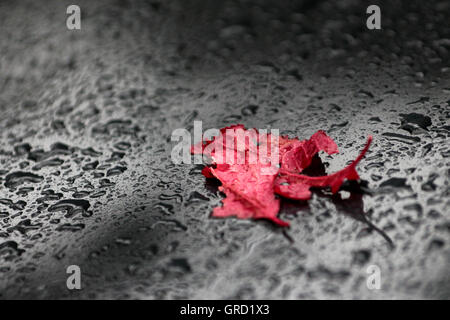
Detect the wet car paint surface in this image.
<box><xmin>0</xmin><ymin>0</ymin><xmax>449</xmax><ymax>299</ymax></box>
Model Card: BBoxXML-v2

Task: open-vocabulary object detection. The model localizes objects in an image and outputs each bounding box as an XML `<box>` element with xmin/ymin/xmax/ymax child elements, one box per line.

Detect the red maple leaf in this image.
<box><xmin>191</xmin><ymin>125</ymin><xmax>372</xmax><ymax>226</ymax></box>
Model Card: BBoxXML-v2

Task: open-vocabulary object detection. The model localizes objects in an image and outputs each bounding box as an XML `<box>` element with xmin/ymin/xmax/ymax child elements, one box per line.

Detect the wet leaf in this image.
<box><xmin>192</xmin><ymin>125</ymin><xmax>372</xmax><ymax>226</ymax></box>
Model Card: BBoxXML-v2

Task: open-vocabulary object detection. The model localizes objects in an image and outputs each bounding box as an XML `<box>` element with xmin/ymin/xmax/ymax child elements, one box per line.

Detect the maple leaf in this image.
<box><xmin>191</xmin><ymin>125</ymin><xmax>372</xmax><ymax>226</ymax></box>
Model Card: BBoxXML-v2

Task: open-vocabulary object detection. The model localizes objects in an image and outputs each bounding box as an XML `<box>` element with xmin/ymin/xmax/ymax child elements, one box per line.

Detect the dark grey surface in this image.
<box><xmin>0</xmin><ymin>0</ymin><xmax>449</xmax><ymax>299</ymax></box>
